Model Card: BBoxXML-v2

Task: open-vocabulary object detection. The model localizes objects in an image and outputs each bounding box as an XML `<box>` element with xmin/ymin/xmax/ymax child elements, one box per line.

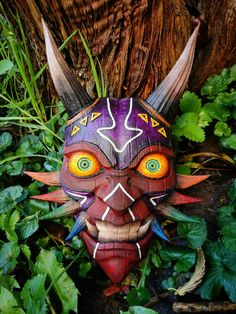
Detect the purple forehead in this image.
<box><xmin>65</xmin><ymin>98</ymin><xmax>172</xmax><ymax>169</ymax></box>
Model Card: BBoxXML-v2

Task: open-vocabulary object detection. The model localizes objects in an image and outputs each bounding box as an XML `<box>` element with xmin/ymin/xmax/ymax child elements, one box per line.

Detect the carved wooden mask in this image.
<box><xmin>26</xmin><ymin>22</ymin><xmax>208</xmax><ymax>283</ymax></box>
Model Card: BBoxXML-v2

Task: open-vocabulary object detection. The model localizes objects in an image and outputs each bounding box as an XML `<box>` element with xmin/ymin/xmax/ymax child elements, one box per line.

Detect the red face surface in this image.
<box><xmin>60</xmin><ymin>98</ymin><xmax>176</xmax><ymax>282</ymax></box>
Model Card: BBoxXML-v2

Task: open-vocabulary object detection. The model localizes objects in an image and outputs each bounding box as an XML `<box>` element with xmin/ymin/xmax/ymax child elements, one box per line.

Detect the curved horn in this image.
<box><xmin>42</xmin><ymin>20</ymin><xmax>93</xmax><ymax>117</ymax></box>
<box><xmin>146</xmin><ymin>24</ymin><xmax>200</xmax><ymax>122</ymax></box>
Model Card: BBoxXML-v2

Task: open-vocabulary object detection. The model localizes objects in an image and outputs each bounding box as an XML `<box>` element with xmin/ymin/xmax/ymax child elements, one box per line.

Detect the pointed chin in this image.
<box><xmin>80</xmin><ymin>230</ymin><xmax>153</xmax><ymax>283</ymax></box>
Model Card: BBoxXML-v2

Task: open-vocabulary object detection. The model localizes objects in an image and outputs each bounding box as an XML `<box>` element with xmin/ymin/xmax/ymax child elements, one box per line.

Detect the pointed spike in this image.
<box><xmin>31</xmin><ymin>189</ymin><xmax>69</xmax><ymax>204</ymax></box>
<box><xmin>24</xmin><ymin>171</ymin><xmax>60</xmax><ymax>186</ymax></box>
<box><xmin>167</xmin><ymin>191</ymin><xmax>203</xmax><ymax>205</ymax></box>
<box><xmin>39</xmin><ymin>200</ymin><xmax>80</xmax><ymax>220</ymax></box>
<box><xmin>156</xmin><ymin>204</ymin><xmax>201</xmax><ymax>223</ymax></box>
<box><xmin>176</xmin><ymin>174</ymin><xmax>210</xmax><ymax>189</ymax></box>
<box><xmin>146</xmin><ymin>24</ymin><xmax>200</xmax><ymax>122</ymax></box>
<box><xmin>151</xmin><ymin>216</ymin><xmax>169</xmax><ymax>242</ymax></box>
<box><xmin>42</xmin><ymin>19</ymin><xmax>93</xmax><ymax>117</ymax></box>
<box><xmin>65</xmin><ymin>211</ymin><xmax>88</xmax><ymax>241</ymax></box>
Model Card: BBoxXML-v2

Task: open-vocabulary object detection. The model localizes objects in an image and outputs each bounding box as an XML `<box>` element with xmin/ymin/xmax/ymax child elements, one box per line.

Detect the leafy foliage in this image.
<box><xmin>126</xmin><ymin>287</ymin><xmax>151</xmax><ymax>307</ymax></box>
<box><xmin>172</xmin><ymin>65</ymin><xmax>236</xmax><ymax>150</ymax></box>
<box><xmin>198</xmin><ymin>179</ymin><xmax>236</xmax><ymax>302</ymax></box>
<box><xmin>120</xmin><ymin>306</ymin><xmax>159</xmax><ymax>314</ymax></box>
<box><xmin>35</xmin><ymin>249</ymin><xmax>79</xmax><ymax>313</ymax></box>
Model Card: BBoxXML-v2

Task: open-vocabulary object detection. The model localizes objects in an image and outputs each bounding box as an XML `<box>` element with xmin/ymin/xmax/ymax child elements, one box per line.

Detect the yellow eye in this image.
<box><xmin>68</xmin><ymin>152</ymin><xmax>101</xmax><ymax>177</ymax></box>
<box><xmin>137</xmin><ymin>153</ymin><xmax>169</xmax><ymax>178</ymax></box>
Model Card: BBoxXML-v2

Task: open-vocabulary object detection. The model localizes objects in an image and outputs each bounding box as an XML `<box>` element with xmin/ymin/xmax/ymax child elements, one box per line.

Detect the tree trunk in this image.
<box><xmin>1</xmin><ymin>0</ymin><xmax>236</xmax><ymax>100</ymax></box>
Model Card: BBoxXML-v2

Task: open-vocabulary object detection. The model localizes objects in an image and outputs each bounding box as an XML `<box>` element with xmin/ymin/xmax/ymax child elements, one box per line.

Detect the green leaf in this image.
<box><xmin>219</xmin><ymin>134</ymin><xmax>236</xmax><ymax>150</ymax></box>
<box><xmin>214</xmin><ymin>121</ymin><xmax>231</xmax><ymax>137</ymax></box>
<box><xmin>198</xmin><ymin>241</ymin><xmax>236</xmax><ymax>302</ymax></box>
<box><xmin>0</xmin><ymin>274</ymin><xmax>20</xmax><ymax>291</ymax></box>
<box><xmin>17</xmin><ymin>135</ymin><xmax>45</xmax><ymax>155</ymax></box>
<box><xmin>175</xmin><ymin>112</ymin><xmax>199</xmax><ymax>128</ymax></box>
<box><xmin>0</xmin><ymin>59</ymin><xmax>14</xmax><ymax>75</ymax></box>
<box><xmin>1</xmin><ymin>209</ymin><xmax>20</xmax><ymax>241</ymax></box>
<box><xmin>198</xmin><ymin>109</ymin><xmax>212</xmax><ymax>127</ymax></box>
<box><xmin>20</xmin><ymin>244</ymin><xmax>32</xmax><ymax>264</ymax></box>
<box><xmin>175</xmin><ymin>164</ymin><xmax>191</xmax><ymax>175</ymax></box>
<box><xmin>0</xmin><ymin>241</ymin><xmax>20</xmax><ymax>274</ymax></box>
<box><xmin>0</xmin><ymin>132</ymin><xmax>12</xmax><ymax>153</ymax></box>
<box><xmin>0</xmin><ymin>286</ymin><xmax>25</xmax><ymax>314</ymax></box>
<box><xmin>201</xmin><ymin>68</ymin><xmax>230</xmax><ymax>98</ymax></box>
<box><xmin>172</xmin><ymin>113</ymin><xmax>205</xmax><ymax>142</ymax></box>
<box><xmin>230</xmin><ymin>64</ymin><xmax>236</xmax><ymax>81</ymax></box>
<box><xmin>160</xmin><ymin>246</ymin><xmax>196</xmax><ymax>272</ymax></box>
<box><xmin>177</xmin><ymin>219</ymin><xmax>207</xmax><ymax>249</ymax></box>
<box><xmin>21</xmin><ymin>274</ymin><xmax>47</xmax><ymax>314</ymax></box>
<box><xmin>217</xmin><ymin>205</ymin><xmax>236</xmax><ymax>228</ymax></box>
<box><xmin>151</xmin><ymin>254</ymin><xmax>161</xmax><ymax>268</ymax></box>
<box><xmin>79</xmin><ymin>262</ymin><xmax>92</xmax><ymax>278</ymax></box>
<box><xmin>35</xmin><ymin>249</ymin><xmax>79</xmax><ymax>314</ymax></box>
<box><xmin>220</xmin><ymin>222</ymin><xmax>236</xmax><ymax>252</ymax></box>
<box><xmin>179</xmin><ymin>91</ymin><xmax>201</xmax><ymax>113</ymax></box>
<box><xmin>0</xmin><ymin>185</ymin><xmax>23</xmax><ymax>214</ymax></box>
<box><xmin>181</xmin><ymin>124</ymin><xmax>205</xmax><ymax>142</ymax></box>
<box><xmin>24</xmin><ymin>199</ymin><xmax>50</xmax><ymax>215</ymax></box>
<box><xmin>162</xmin><ymin>276</ymin><xmax>176</xmax><ymax>290</ymax></box>
<box><xmin>215</xmin><ymin>91</ymin><xmax>236</xmax><ymax>107</ymax></box>
<box><xmin>16</xmin><ymin>216</ymin><xmax>39</xmax><ymax>240</ymax></box>
<box><xmin>204</xmin><ymin>102</ymin><xmax>230</xmax><ymax>121</ymax></box>
<box><xmin>6</xmin><ymin>160</ymin><xmax>24</xmax><ymax>176</ymax></box>
<box><xmin>126</xmin><ymin>287</ymin><xmax>151</xmax><ymax>306</ymax></box>
<box><xmin>120</xmin><ymin>306</ymin><xmax>159</xmax><ymax>314</ymax></box>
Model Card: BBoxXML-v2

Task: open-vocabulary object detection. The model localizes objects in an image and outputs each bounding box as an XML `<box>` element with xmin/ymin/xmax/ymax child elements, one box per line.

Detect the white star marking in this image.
<box><xmin>97</xmin><ymin>98</ymin><xmax>143</xmax><ymax>153</ymax></box>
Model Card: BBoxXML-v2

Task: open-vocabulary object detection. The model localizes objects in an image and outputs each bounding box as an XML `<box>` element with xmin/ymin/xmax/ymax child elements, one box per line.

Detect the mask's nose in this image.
<box><xmin>95</xmin><ymin>171</ymin><xmax>141</xmax><ymax>211</ymax></box>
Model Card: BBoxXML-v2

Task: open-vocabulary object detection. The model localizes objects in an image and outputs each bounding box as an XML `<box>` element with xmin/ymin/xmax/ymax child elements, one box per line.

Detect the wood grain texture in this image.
<box><xmin>3</xmin><ymin>0</ymin><xmax>235</xmax><ymax>99</ymax></box>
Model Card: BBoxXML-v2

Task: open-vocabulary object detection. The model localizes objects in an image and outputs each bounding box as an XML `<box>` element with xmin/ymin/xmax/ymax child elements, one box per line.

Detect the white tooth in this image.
<box><xmin>96</xmin><ymin>220</ymin><xmax>142</xmax><ymax>242</ymax></box>
<box><xmin>137</xmin><ymin>220</ymin><xmax>151</xmax><ymax>239</ymax></box>
<box><xmin>85</xmin><ymin>220</ymin><xmax>98</xmax><ymax>238</ymax></box>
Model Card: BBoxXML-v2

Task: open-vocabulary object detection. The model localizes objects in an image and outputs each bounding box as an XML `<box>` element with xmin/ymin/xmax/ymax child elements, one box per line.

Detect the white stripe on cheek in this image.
<box><xmin>128</xmin><ymin>208</ymin><xmax>136</xmax><ymax>221</ymax></box>
<box><xmin>101</xmin><ymin>207</ymin><xmax>110</xmax><ymax>221</ymax></box>
<box><xmin>93</xmin><ymin>242</ymin><xmax>100</xmax><ymax>258</ymax></box>
<box><xmin>136</xmin><ymin>243</ymin><xmax>142</xmax><ymax>259</ymax></box>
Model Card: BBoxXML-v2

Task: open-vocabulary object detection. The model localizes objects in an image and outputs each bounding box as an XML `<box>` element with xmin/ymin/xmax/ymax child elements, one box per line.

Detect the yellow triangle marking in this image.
<box><xmin>157</xmin><ymin>127</ymin><xmax>167</xmax><ymax>138</ymax></box>
<box><xmin>91</xmin><ymin>112</ymin><xmax>102</xmax><ymax>122</ymax></box>
<box><xmin>138</xmin><ymin>113</ymin><xmax>148</xmax><ymax>123</ymax></box>
<box><xmin>71</xmin><ymin>125</ymin><xmax>80</xmax><ymax>136</ymax></box>
<box><xmin>79</xmin><ymin>116</ymin><xmax>88</xmax><ymax>126</ymax></box>
<box><xmin>151</xmin><ymin>118</ymin><xmax>160</xmax><ymax>128</ymax></box>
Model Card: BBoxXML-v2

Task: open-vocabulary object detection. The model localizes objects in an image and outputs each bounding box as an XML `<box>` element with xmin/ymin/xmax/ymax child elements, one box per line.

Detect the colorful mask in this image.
<box><xmin>26</xmin><ymin>22</ymin><xmax>208</xmax><ymax>285</ymax></box>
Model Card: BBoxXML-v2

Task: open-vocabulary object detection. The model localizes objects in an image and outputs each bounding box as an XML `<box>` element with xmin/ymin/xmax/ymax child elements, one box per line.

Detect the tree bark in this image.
<box><xmin>1</xmin><ymin>0</ymin><xmax>236</xmax><ymax>100</ymax></box>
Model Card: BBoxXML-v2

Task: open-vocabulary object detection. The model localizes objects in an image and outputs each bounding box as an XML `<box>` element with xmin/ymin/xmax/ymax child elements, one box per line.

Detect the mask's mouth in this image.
<box><xmin>85</xmin><ymin>217</ymin><xmax>151</xmax><ymax>242</ymax></box>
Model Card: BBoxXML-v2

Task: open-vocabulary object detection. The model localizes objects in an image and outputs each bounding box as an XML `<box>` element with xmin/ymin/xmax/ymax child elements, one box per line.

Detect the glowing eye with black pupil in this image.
<box><xmin>146</xmin><ymin>159</ymin><xmax>160</xmax><ymax>172</ymax></box>
<box><xmin>137</xmin><ymin>153</ymin><xmax>169</xmax><ymax>179</ymax></box>
<box><xmin>78</xmin><ymin>158</ymin><xmax>92</xmax><ymax>171</ymax></box>
<box><xmin>68</xmin><ymin>152</ymin><xmax>101</xmax><ymax>177</ymax></box>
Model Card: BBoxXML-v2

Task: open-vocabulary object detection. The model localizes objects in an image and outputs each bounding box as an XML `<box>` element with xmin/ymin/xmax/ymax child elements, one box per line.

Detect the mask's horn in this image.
<box><xmin>42</xmin><ymin>19</ymin><xmax>93</xmax><ymax>117</ymax></box>
<box><xmin>146</xmin><ymin>24</ymin><xmax>200</xmax><ymax>122</ymax></box>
